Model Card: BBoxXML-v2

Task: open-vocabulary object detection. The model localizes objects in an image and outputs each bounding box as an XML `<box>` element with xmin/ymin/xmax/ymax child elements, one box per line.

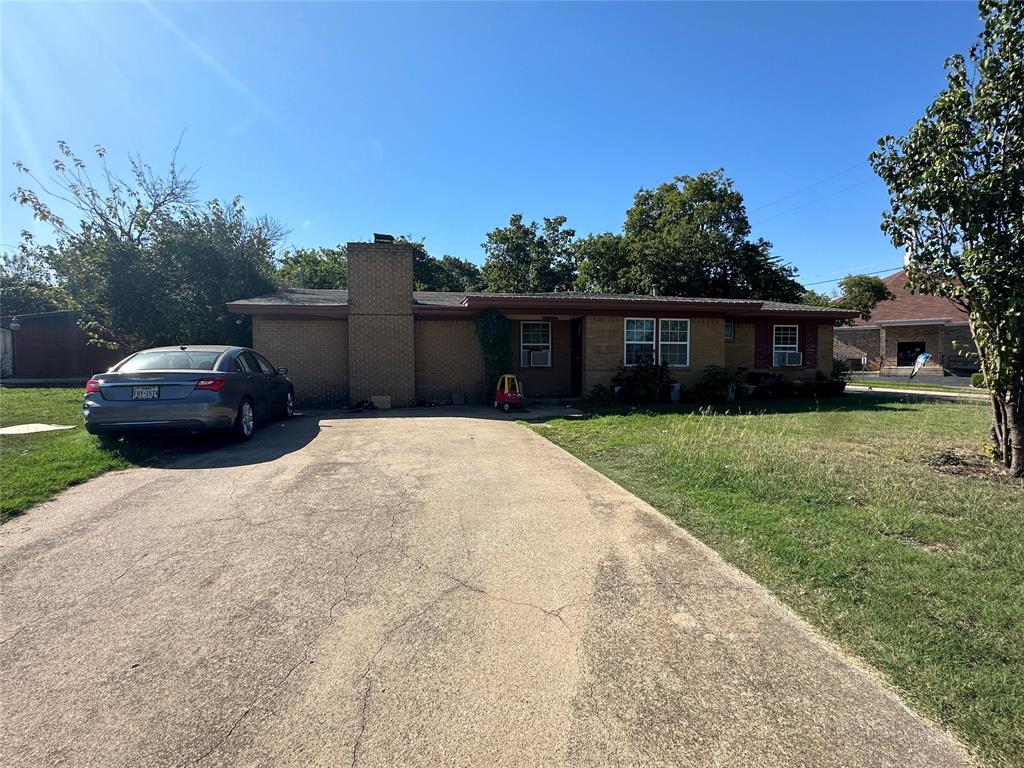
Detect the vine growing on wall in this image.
<box><xmin>475</xmin><ymin>308</ymin><xmax>513</xmax><ymax>397</ymax></box>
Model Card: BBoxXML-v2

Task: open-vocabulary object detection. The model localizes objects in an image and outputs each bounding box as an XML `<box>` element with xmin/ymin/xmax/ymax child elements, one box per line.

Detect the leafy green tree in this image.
<box><xmin>870</xmin><ymin>0</ymin><xmax>1024</xmax><ymax>474</ymax></box>
<box><xmin>426</xmin><ymin>255</ymin><xmax>484</xmax><ymax>292</ymax></box>
<box><xmin>833</xmin><ymin>274</ymin><xmax>894</xmax><ymax>322</ymax></box>
<box><xmin>278</xmin><ymin>245</ymin><xmax>348</xmax><ymax>288</ymax></box>
<box><xmin>800</xmin><ymin>289</ymin><xmax>836</xmax><ymax>307</ymax></box>
<box><xmin>0</xmin><ymin>250</ymin><xmax>74</xmax><ymax>316</ymax></box>
<box><xmin>575</xmin><ymin>233</ymin><xmax>630</xmax><ymax>293</ymax></box>
<box><xmin>9</xmin><ymin>141</ymin><xmax>283</xmax><ymax>349</ymax></box>
<box><xmin>481</xmin><ymin>214</ymin><xmax>576</xmax><ymax>292</ymax></box>
<box><xmin>577</xmin><ymin>170</ymin><xmax>804</xmax><ymax>301</ymax></box>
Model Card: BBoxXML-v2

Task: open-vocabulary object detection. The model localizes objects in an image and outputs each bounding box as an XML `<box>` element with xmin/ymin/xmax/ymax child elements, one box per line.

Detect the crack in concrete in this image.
<box><xmin>190</xmin><ymin>494</ymin><xmax>408</xmax><ymax>766</ymax></box>
<box><xmin>408</xmin><ymin>558</ymin><xmax>575</xmax><ymax>631</ymax></box>
<box><xmin>350</xmin><ymin>583</ymin><xmax>462</xmax><ymax>768</ymax></box>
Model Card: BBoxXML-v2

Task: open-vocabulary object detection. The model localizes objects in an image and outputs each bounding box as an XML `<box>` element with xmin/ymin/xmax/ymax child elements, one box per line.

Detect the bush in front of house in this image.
<box><xmin>971</xmin><ymin>372</ymin><xmax>986</xmax><ymax>389</ymax></box>
<box><xmin>695</xmin><ymin>365</ymin><xmax>736</xmax><ymax>403</ymax></box>
<box><xmin>587</xmin><ymin>383</ymin><xmax>616</xmax><ymax>405</ymax></box>
<box><xmin>611</xmin><ymin>361</ymin><xmax>674</xmax><ymax>404</ymax></box>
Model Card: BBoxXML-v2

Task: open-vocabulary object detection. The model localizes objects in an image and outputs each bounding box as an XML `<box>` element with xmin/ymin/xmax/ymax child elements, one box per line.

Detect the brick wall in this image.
<box><xmin>816</xmin><ymin>323</ymin><xmax>835</xmax><ymax>376</ymax></box>
<box><xmin>414</xmin><ymin>319</ymin><xmax>486</xmax><ymax>403</ymax></box>
<box><xmin>347</xmin><ymin>241</ymin><xmax>416</xmax><ymax>406</ymax></box>
<box><xmin>582</xmin><ymin>315</ymin><xmax>726</xmax><ymax>392</ymax></box>
<box><xmin>725</xmin><ymin>322</ymin><xmax>755</xmax><ymax>370</ymax></box>
<box><xmin>253</xmin><ymin>316</ymin><xmax>348</xmax><ymax>406</ymax></box>
<box><xmin>834</xmin><ymin>326</ymin><xmax>881</xmax><ymax>369</ymax></box>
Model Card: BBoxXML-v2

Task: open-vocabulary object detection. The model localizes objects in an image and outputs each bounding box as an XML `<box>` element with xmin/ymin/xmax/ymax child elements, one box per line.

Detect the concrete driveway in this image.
<box><xmin>0</xmin><ymin>409</ymin><xmax>971</xmax><ymax>767</ymax></box>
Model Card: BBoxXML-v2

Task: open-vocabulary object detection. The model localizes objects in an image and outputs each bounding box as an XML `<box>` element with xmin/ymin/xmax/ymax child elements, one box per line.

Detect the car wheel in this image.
<box><xmin>233</xmin><ymin>398</ymin><xmax>255</xmax><ymax>441</ymax></box>
<box><xmin>501</xmin><ymin>402</ymin><xmax>511</xmax><ymax>413</ymax></box>
<box><xmin>283</xmin><ymin>389</ymin><xmax>294</xmax><ymax>419</ymax></box>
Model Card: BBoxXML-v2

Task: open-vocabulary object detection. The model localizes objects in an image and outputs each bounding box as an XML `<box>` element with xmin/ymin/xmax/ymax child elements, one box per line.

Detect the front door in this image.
<box><xmin>570</xmin><ymin>318</ymin><xmax>584</xmax><ymax>397</ymax></box>
<box><xmin>897</xmin><ymin>341</ymin><xmax>926</xmax><ymax>366</ymax></box>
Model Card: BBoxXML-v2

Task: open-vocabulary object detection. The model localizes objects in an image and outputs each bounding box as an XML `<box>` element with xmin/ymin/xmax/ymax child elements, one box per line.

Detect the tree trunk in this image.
<box><xmin>1007</xmin><ymin>377</ymin><xmax>1024</xmax><ymax>477</ymax></box>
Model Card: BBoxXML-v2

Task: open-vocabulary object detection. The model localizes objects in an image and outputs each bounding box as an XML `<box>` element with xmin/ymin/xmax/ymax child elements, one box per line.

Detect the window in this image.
<box><xmin>521</xmin><ymin>322</ymin><xmax>551</xmax><ymax>367</ymax></box>
<box><xmin>772</xmin><ymin>324</ymin><xmax>801</xmax><ymax>367</ymax></box>
<box><xmin>254</xmin><ymin>354</ymin><xmax>276</xmax><ymax>375</ymax></box>
<box><xmin>117</xmin><ymin>350</ymin><xmax>220</xmax><ymax>372</ymax></box>
<box><xmin>236</xmin><ymin>351</ymin><xmax>260</xmax><ymax>373</ymax></box>
<box><xmin>659</xmin><ymin>319</ymin><xmax>690</xmax><ymax>367</ymax></box>
<box><xmin>624</xmin><ymin>318</ymin><xmax>656</xmax><ymax>366</ymax></box>
<box><xmin>724</xmin><ymin>322</ymin><xmax>735</xmax><ymax>342</ymax></box>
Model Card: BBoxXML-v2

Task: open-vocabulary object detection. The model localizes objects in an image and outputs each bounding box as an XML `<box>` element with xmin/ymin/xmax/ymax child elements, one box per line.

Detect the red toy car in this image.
<box><xmin>494</xmin><ymin>373</ymin><xmax>523</xmax><ymax>412</ymax></box>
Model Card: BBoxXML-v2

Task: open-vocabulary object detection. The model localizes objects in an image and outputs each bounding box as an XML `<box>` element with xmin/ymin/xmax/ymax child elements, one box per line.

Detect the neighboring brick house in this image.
<box><xmin>833</xmin><ymin>270</ymin><xmax>978</xmax><ymax>375</ymax></box>
<box><xmin>227</xmin><ymin>238</ymin><xmax>857</xmax><ymax>407</ymax></box>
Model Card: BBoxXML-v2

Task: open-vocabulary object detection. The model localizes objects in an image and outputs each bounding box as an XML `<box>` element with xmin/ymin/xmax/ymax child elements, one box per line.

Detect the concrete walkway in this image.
<box><xmin>0</xmin><ymin>410</ymin><xmax>972</xmax><ymax>767</ymax></box>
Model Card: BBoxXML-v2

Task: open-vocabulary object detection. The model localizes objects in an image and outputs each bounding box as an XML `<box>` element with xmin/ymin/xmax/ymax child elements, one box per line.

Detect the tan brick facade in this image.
<box><xmin>724</xmin><ymin>321</ymin><xmax>755</xmax><ymax>370</ymax></box>
<box><xmin>253</xmin><ymin>316</ymin><xmax>349</xmax><ymax>406</ymax></box>
<box><xmin>835</xmin><ymin>322</ymin><xmax>977</xmax><ymax>373</ymax></box>
<box><xmin>347</xmin><ymin>242</ymin><xmax>417</xmax><ymax>406</ymax></box>
<box><xmin>582</xmin><ymin>315</ymin><xmax>727</xmax><ymax>393</ymax></box>
<box><xmin>415</xmin><ymin>320</ymin><xmax>486</xmax><ymax>404</ymax></box>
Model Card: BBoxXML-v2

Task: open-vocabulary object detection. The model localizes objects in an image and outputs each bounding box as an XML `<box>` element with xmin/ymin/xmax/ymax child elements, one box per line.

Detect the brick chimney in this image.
<box><xmin>347</xmin><ymin>237</ymin><xmax>416</xmax><ymax>407</ymax></box>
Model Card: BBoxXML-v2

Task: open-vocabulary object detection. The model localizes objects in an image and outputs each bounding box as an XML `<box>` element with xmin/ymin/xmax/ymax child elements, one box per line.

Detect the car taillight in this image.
<box><xmin>194</xmin><ymin>376</ymin><xmax>227</xmax><ymax>392</ymax></box>
<box><xmin>85</xmin><ymin>379</ymin><xmax>101</xmax><ymax>394</ymax></box>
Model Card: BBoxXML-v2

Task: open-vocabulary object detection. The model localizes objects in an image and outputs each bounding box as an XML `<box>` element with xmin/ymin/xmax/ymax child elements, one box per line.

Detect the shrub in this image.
<box><xmin>587</xmin><ymin>384</ymin><xmax>615</xmax><ymax>405</ymax></box>
<box><xmin>971</xmin><ymin>372</ymin><xmax>986</xmax><ymax>389</ymax></box>
<box><xmin>474</xmin><ymin>309</ymin><xmax>513</xmax><ymax>398</ymax></box>
<box><xmin>831</xmin><ymin>356</ymin><xmax>852</xmax><ymax>382</ymax></box>
<box><xmin>611</xmin><ymin>361</ymin><xmax>673</xmax><ymax>404</ymax></box>
<box><xmin>695</xmin><ymin>365</ymin><xmax>736</xmax><ymax>402</ymax></box>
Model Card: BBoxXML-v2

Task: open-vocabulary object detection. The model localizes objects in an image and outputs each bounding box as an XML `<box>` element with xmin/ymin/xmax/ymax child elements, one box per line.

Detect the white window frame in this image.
<box><xmin>772</xmin><ymin>324</ymin><xmax>801</xmax><ymax>367</ymax></box>
<box><xmin>520</xmin><ymin>321</ymin><xmax>551</xmax><ymax>368</ymax></box>
<box><xmin>623</xmin><ymin>318</ymin><xmax>656</xmax><ymax>367</ymax></box>
<box><xmin>658</xmin><ymin>318</ymin><xmax>690</xmax><ymax>368</ymax></box>
<box><xmin>773</xmin><ymin>324</ymin><xmax>800</xmax><ymax>353</ymax></box>
<box><xmin>724</xmin><ymin>321</ymin><xmax>735</xmax><ymax>342</ymax></box>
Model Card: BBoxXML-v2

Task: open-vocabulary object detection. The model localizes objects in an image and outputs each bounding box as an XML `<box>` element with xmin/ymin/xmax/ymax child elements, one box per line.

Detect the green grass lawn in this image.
<box><xmin>0</xmin><ymin>387</ymin><xmax>158</xmax><ymax>521</ymax></box>
<box><xmin>534</xmin><ymin>395</ymin><xmax>1023</xmax><ymax>768</ymax></box>
<box><xmin>849</xmin><ymin>379</ymin><xmax>985</xmax><ymax>394</ymax></box>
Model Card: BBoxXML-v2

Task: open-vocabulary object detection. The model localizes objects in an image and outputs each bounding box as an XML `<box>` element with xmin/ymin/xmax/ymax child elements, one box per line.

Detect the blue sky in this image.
<box><xmin>2</xmin><ymin>1</ymin><xmax>980</xmax><ymax>290</ymax></box>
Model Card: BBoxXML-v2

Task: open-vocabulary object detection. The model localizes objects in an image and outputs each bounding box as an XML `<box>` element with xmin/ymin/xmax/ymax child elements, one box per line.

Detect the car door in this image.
<box><xmin>253</xmin><ymin>352</ymin><xmax>286</xmax><ymax>415</ymax></box>
<box><xmin>235</xmin><ymin>351</ymin><xmax>268</xmax><ymax>418</ymax></box>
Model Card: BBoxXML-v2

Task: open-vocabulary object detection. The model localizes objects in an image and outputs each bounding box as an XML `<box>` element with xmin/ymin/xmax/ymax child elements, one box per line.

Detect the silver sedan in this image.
<box><xmin>83</xmin><ymin>345</ymin><xmax>294</xmax><ymax>440</ymax></box>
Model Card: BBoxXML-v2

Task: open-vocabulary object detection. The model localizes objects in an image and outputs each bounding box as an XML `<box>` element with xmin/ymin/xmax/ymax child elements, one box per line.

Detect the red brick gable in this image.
<box><xmin>851</xmin><ymin>270</ymin><xmax>968</xmax><ymax>325</ymax></box>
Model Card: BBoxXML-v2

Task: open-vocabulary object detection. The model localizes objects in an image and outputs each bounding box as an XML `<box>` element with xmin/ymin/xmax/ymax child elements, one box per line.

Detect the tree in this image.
<box><xmin>800</xmin><ymin>289</ymin><xmax>836</xmax><ymax>307</ymax></box>
<box><xmin>278</xmin><ymin>246</ymin><xmax>348</xmax><ymax>289</ymax></box>
<box><xmin>481</xmin><ymin>214</ymin><xmax>576</xmax><ymax>293</ymax></box>
<box><xmin>833</xmin><ymin>274</ymin><xmax>895</xmax><ymax>322</ymax></box>
<box><xmin>0</xmin><ymin>250</ymin><xmax>74</xmax><ymax>316</ymax></box>
<box><xmin>577</xmin><ymin>170</ymin><xmax>805</xmax><ymax>301</ymax></box>
<box><xmin>9</xmin><ymin>141</ymin><xmax>284</xmax><ymax>349</ymax></box>
<box><xmin>870</xmin><ymin>0</ymin><xmax>1024</xmax><ymax>475</ymax></box>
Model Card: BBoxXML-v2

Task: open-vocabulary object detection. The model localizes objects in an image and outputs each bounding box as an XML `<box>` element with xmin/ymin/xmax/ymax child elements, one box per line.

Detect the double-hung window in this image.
<box><xmin>624</xmin><ymin>318</ymin><xmax>656</xmax><ymax>366</ymax></box>
<box><xmin>521</xmin><ymin>322</ymin><xmax>551</xmax><ymax>367</ymax></box>
<box><xmin>659</xmin><ymin>319</ymin><xmax>690</xmax><ymax>367</ymax></box>
<box><xmin>773</xmin><ymin>324</ymin><xmax>801</xmax><ymax>367</ymax></box>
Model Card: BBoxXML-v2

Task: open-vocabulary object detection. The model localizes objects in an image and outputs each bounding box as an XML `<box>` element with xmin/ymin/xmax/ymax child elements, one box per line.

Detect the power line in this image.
<box><xmin>748</xmin><ymin>161</ymin><xmax>867</xmax><ymax>213</ymax></box>
<box><xmin>802</xmin><ymin>265</ymin><xmax>903</xmax><ymax>287</ymax></box>
<box><xmin>752</xmin><ymin>177</ymin><xmax>876</xmax><ymax>227</ymax></box>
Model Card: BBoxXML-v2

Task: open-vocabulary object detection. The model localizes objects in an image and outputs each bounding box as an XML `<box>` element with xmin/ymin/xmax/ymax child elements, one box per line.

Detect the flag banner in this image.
<box><xmin>910</xmin><ymin>352</ymin><xmax>932</xmax><ymax>379</ymax></box>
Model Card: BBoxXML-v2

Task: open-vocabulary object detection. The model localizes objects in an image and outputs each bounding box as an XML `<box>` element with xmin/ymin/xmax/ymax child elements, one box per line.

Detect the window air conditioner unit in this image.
<box><xmin>773</xmin><ymin>351</ymin><xmax>803</xmax><ymax>367</ymax></box>
<box><xmin>530</xmin><ymin>350</ymin><xmax>550</xmax><ymax>367</ymax></box>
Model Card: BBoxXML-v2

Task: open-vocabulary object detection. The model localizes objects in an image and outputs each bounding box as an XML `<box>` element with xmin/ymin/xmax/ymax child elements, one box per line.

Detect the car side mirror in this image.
<box><xmin>278</xmin><ymin>367</ymin><xmax>288</xmax><ymax>375</ymax></box>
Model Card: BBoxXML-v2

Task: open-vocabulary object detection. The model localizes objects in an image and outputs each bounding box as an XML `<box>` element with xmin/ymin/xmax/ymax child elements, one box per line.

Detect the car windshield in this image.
<box><xmin>118</xmin><ymin>350</ymin><xmax>221</xmax><ymax>372</ymax></box>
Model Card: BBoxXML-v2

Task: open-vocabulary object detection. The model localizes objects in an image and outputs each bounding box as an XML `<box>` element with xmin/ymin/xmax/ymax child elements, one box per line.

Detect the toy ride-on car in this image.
<box><xmin>494</xmin><ymin>374</ymin><xmax>523</xmax><ymax>412</ymax></box>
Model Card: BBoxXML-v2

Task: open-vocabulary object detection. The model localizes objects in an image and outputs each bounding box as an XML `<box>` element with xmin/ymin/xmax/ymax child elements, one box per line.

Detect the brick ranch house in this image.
<box><xmin>834</xmin><ymin>269</ymin><xmax>979</xmax><ymax>376</ymax></box>
<box><xmin>227</xmin><ymin>238</ymin><xmax>857</xmax><ymax>407</ymax></box>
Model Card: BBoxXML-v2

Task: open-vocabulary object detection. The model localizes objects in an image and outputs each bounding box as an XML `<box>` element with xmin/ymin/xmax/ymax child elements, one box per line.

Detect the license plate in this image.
<box><xmin>132</xmin><ymin>385</ymin><xmax>160</xmax><ymax>400</ymax></box>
